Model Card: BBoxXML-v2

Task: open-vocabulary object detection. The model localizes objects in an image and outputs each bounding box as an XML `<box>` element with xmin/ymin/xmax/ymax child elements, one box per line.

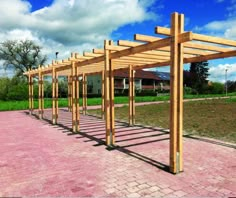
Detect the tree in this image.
<box><xmin>226</xmin><ymin>80</ymin><xmax>236</xmax><ymax>93</ymax></box>
<box><xmin>189</xmin><ymin>61</ymin><xmax>209</xmax><ymax>93</ymax></box>
<box><xmin>0</xmin><ymin>40</ymin><xmax>47</xmax><ymax>77</ymax></box>
<box><xmin>208</xmin><ymin>82</ymin><xmax>224</xmax><ymax>94</ymax></box>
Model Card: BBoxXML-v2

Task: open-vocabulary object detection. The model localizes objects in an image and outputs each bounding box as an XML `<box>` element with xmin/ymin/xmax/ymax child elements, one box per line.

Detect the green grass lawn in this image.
<box><xmin>0</xmin><ymin>92</ymin><xmax>235</xmax><ymax>111</ymax></box>
<box><xmin>89</xmin><ymin>97</ymin><xmax>236</xmax><ymax>143</ymax></box>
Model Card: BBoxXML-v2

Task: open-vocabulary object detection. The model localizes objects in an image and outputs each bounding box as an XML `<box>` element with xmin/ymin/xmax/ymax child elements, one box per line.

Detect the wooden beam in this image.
<box><xmin>135</xmin><ymin>34</ymin><xmax>161</xmax><ymax>42</ymax></box>
<box><xmin>126</xmin><ymin>53</ymin><xmax>170</xmax><ymax>60</ymax></box>
<box><xmin>83</xmin><ymin>52</ymin><xmax>102</xmax><ymax>57</ymax></box>
<box><xmin>184</xmin><ymin>50</ymin><xmax>236</xmax><ymax>63</ymax></box>
<box><xmin>193</xmin><ymin>33</ymin><xmax>236</xmax><ymax>47</ymax></box>
<box><xmin>118</xmin><ymin>56</ymin><xmax>168</xmax><ymax>62</ymax></box>
<box><xmin>184</xmin><ymin>42</ymin><xmax>232</xmax><ymax>52</ymax></box>
<box><xmin>75</xmin><ymin>56</ymin><xmax>104</xmax><ymax>68</ymax></box>
<box><xmin>93</xmin><ymin>49</ymin><xmax>105</xmax><ymax>54</ymax></box>
<box><xmin>156</xmin><ymin>26</ymin><xmax>236</xmax><ymax>47</ymax></box>
<box><xmin>134</xmin><ymin>34</ymin><xmax>223</xmax><ymax>55</ymax></box>
<box><xmin>118</xmin><ymin>40</ymin><xmax>171</xmax><ymax>56</ymax></box>
<box><xmin>107</xmin><ymin>44</ymin><xmax>171</xmax><ymax>59</ymax></box>
<box><xmin>109</xmin><ymin>37</ymin><xmax>172</xmax><ymax>59</ymax></box>
<box><xmin>133</xmin><ymin>60</ymin><xmax>170</xmax><ymax>70</ymax></box>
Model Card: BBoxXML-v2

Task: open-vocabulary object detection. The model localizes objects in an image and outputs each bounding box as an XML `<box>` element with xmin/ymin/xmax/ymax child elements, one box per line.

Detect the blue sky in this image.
<box><xmin>0</xmin><ymin>0</ymin><xmax>236</xmax><ymax>82</ymax></box>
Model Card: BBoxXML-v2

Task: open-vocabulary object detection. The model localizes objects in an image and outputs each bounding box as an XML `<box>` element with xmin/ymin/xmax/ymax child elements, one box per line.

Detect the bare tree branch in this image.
<box><xmin>0</xmin><ymin>40</ymin><xmax>47</xmax><ymax>76</ymax></box>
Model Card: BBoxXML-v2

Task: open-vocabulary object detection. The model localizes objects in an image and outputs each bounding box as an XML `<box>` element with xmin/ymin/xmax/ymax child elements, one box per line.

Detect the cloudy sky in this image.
<box><xmin>0</xmin><ymin>0</ymin><xmax>236</xmax><ymax>82</ymax></box>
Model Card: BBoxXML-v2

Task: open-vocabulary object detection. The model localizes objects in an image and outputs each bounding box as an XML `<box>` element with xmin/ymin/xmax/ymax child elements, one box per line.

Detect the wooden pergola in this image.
<box><xmin>24</xmin><ymin>12</ymin><xmax>236</xmax><ymax>174</ymax></box>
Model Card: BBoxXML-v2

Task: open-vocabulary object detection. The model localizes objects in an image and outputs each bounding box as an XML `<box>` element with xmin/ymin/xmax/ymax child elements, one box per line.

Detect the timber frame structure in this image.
<box><xmin>25</xmin><ymin>13</ymin><xmax>236</xmax><ymax>174</ymax></box>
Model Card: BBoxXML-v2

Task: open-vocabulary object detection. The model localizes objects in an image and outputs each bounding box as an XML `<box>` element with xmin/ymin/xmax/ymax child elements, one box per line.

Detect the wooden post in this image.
<box><xmin>38</xmin><ymin>68</ymin><xmax>41</xmax><ymax>119</ymax></box>
<box><xmin>177</xmin><ymin>14</ymin><xmax>184</xmax><ymax>172</ymax></box>
<box><xmin>42</xmin><ymin>74</ymin><xmax>44</xmax><ymax>117</ymax></box>
<box><xmin>82</xmin><ymin>73</ymin><xmax>87</xmax><ymax>115</ymax></box>
<box><xmin>82</xmin><ymin>73</ymin><xmax>85</xmax><ymax>114</ymax></box>
<box><xmin>105</xmin><ymin>40</ymin><xmax>111</xmax><ymax>145</ymax></box>
<box><xmin>129</xmin><ymin>65</ymin><xmax>135</xmax><ymax>126</ymax></box>
<box><xmin>31</xmin><ymin>75</ymin><xmax>34</xmax><ymax>112</ymax></box>
<box><xmin>101</xmin><ymin>70</ymin><xmax>105</xmax><ymax>119</ymax></box>
<box><xmin>76</xmin><ymin>65</ymin><xmax>80</xmax><ymax>131</ymax></box>
<box><xmin>28</xmin><ymin>72</ymin><xmax>31</xmax><ymax>114</ymax></box>
<box><xmin>169</xmin><ymin>12</ymin><xmax>184</xmax><ymax>174</ymax></box>
<box><xmin>85</xmin><ymin>75</ymin><xmax>87</xmax><ymax>114</ymax></box>
<box><xmin>110</xmin><ymin>45</ymin><xmax>115</xmax><ymax>145</ymax></box>
<box><xmin>28</xmin><ymin>71</ymin><xmax>33</xmax><ymax>115</ymax></box>
<box><xmin>72</xmin><ymin>59</ymin><xmax>79</xmax><ymax>133</ymax></box>
<box><xmin>38</xmin><ymin>67</ymin><xmax>44</xmax><ymax>119</ymax></box>
<box><xmin>68</xmin><ymin>75</ymin><xmax>72</xmax><ymax>112</ymax></box>
<box><xmin>104</xmin><ymin>40</ymin><xmax>115</xmax><ymax>146</ymax></box>
<box><xmin>55</xmin><ymin>72</ymin><xmax>59</xmax><ymax>122</ymax></box>
<box><xmin>52</xmin><ymin>64</ymin><xmax>57</xmax><ymax>125</ymax></box>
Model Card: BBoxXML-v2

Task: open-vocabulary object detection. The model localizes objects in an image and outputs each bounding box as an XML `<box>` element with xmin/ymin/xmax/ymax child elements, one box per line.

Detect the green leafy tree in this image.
<box><xmin>0</xmin><ymin>77</ymin><xmax>10</xmax><ymax>100</ymax></box>
<box><xmin>0</xmin><ymin>40</ymin><xmax>47</xmax><ymax>77</ymax></box>
<box><xmin>208</xmin><ymin>82</ymin><xmax>224</xmax><ymax>94</ymax></box>
<box><xmin>189</xmin><ymin>61</ymin><xmax>209</xmax><ymax>93</ymax></box>
<box><xmin>227</xmin><ymin>80</ymin><xmax>236</xmax><ymax>93</ymax></box>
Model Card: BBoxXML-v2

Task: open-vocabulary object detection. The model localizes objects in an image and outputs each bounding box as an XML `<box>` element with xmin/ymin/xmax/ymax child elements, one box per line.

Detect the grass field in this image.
<box><xmin>90</xmin><ymin>97</ymin><xmax>236</xmax><ymax>143</ymax></box>
<box><xmin>0</xmin><ymin>93</ymin><xmax>235</xmax><ymax>111</ymax></box>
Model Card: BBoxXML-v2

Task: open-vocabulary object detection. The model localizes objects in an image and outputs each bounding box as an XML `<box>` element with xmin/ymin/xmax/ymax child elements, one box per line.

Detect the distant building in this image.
<box><xmin>87</xmin><ymin>69</ymin><xmax>170</xmax><ymax>94</ymax></box>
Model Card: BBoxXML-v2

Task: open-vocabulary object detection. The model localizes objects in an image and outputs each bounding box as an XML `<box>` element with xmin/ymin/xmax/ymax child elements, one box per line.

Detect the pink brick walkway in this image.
<box><xmin>0</xmin><ymin>110</ymin><xmax>235</xmax><ymax>197</ymax></box>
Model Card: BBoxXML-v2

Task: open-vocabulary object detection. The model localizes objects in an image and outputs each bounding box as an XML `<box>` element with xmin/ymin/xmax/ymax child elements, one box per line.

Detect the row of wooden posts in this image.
<box><xmin>29</xmin><ymin>66</ymin><xmax>135</xmax><ymax>125</ymax></box>
<box><xmin>28</xmin><ymin>63</ymin><xmax>136</xmax><ymax>138</ymax></box>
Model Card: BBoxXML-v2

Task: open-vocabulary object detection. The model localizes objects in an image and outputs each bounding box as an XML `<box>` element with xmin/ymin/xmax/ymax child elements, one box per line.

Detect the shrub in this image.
<box><xmin>207</xmin><ymin>82</ymin><xmax>224</xmax><ymax>94</ymax></box>
<box><xmin>184</xmin><ymin>86</ymin><xmax>193</xmax><ymax>95</ymax></box>
<box><xmin>5</xmin><ymin>77</ymin><xmax>28</xmax><ymax>100</ymax></box>
<box><xmin>0</xmin><ymin>77</ymin><xmax>10</xmax><ymax>100</ymax></box>
<box><xmin>136</xmin><ymin>90</ymin><xmax>157</xmax><ymax>96</ymax></box>
<box><xmin>7</xmin><ymin>84</ymin><xmax>28</xmax><ymax>100</ymax></box>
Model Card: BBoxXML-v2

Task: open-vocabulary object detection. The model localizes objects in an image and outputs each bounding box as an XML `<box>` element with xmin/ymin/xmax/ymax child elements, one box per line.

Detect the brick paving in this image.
<box><xmin>0</xmin><ymin>109</ymin><xmax>235</xmax><ymax>197</ymax></box>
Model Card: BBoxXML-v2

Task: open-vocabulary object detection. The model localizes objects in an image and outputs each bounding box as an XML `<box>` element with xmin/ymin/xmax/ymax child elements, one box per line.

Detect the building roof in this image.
<box><xmin>155</xmin><ymin>72</ymin><xmax>170</xmax><ymax>81</ymax></box>
<box><xmin>114</xmin><ymin>69</ymin><xmax>161</xmax><ymax>80</ymax></box>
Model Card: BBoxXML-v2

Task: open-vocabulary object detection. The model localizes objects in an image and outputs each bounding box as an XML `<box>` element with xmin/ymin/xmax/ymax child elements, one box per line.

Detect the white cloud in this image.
<box><xmin>0</xmin><ymin>61</ymin><xmax>15</xmax><ymax>76</ymax></box>
<box><xmin>208</xmin><ymin>63</ymin><xmax>236</xmax><ymax>82</ymax></box>
<box><xmin>190</xmin><ymin>0</ymin><xmax>236</xmax><ymax>82</ymax></box>
<box><xmin>194</xmin><ymin>0</ymin><xmax>236</xmax><ymax>39</ymax></box>
<box><xmin>203</xmin><ymin>19</ymin><xmax>236</xmax><ymax>39</ymax></box>
<box><xmin>0</xmin><ymin>0</ymin><xmax>156</xmax><ymax>64</ymax></box>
